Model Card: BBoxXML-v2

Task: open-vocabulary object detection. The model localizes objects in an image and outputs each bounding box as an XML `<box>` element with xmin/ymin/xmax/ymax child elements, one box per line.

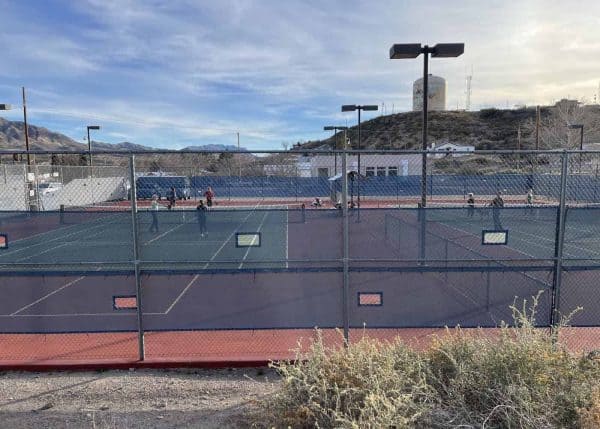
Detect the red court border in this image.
<box><xmin>0</xmin><ymin>327</ymin><xmax>598</xmax><ymax>370</ymax></box>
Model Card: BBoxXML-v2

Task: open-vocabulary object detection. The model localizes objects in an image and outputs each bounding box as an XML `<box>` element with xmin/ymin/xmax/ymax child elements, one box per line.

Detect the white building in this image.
<box><xmin>428</xmin><ymin>142</ymin><xmax>475</xmax><ymax>158</ymax></box>
<box><xmin>294</xmin><ymin>154</ymin><xmax>422</xmax><ymax>178</ymax></box>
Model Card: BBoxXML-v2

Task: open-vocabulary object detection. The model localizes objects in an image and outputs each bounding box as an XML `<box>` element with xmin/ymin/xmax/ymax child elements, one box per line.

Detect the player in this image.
<box><xmin>196</xmin><ymin>200</ymin><xmax>208</xmax><ymax>237</ymax></box>
<box><xmin>526</xmin><ymin>188</ymin><xmax>534</xmax><ymax>214</ymax></box>
<box><xmin>204</xmin><ymin>186</ymin><xmax>215</xmax><ymax>209</ymax></box>
<box><xmin>312</xmin><ymin>197</ymin><xmax>322</xmax><ymax>208</ymax></box>
<box><xmin>467</xmin><ymin>192</ymin><xmax>475</xmax><ymax>218</ymax></box>
<box><xmin>167</xmin><ymin>186</ymin><xmax>177</xmax><ymax>210</ymax></box>
<box><xmin>149</xmin><ymin>194</ymin><xmax>160</xmax><ymax>233</ymax></box>
<box><xmin>490</xmin><ymin>191</ymin><xmax>504</xmax><ymax>230</ymax></box>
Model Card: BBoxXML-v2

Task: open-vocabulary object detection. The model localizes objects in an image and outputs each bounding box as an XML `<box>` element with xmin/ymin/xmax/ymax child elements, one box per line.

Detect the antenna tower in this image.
<box><xmin>465</xmin><ymin>66</ymin><xmax>473</xmax><ymax>111</ymax></box>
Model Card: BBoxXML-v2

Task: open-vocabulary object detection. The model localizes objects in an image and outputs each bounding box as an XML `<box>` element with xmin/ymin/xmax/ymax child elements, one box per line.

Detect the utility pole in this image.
<box><xmin>237</xmin><ymin>131</ymin><xmax>241</xmax><ymax>178</ymax></box>
<box><xmin>22</xmin><ymin>87</ymin><xmax>30</xmax><ymax>166</ymax></box>
<box><xmin>535</xmin><ymin>105</ymin><xmax>540</xmax><ymax>150</ymax></box>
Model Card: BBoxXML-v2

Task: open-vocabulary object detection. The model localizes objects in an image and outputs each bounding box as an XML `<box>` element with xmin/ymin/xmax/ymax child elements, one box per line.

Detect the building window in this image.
<box><xmin>376</xmin><ymin>167</ymin><xmax>386</xmax><ymax>176</ymax></box>
<box><xmin>388</xmin><ymin>167</ymin><xmax>398</xmax><ymax>176</ymax></box>
<box><xmin>317</xmin><ymin>167</ymin><xmax>329</xmax><ymax>177</ymax></box>
<box><xmin>365</xmin><ymin>167</ymin><xmax>375</xmax><ymax>177</ymax></box>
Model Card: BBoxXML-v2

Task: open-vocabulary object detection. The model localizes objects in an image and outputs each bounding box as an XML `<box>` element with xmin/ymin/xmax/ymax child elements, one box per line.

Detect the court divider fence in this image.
<box><xmin>0</xmin><ymin>148</ymin><xmax>600</xmax><ymax>365</ymax></box>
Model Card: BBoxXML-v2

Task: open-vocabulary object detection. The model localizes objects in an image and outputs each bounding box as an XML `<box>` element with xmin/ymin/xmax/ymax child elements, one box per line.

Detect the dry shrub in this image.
<box><xmin>424</xmin><ymin>295</ymin><xmax>600</xmax><ymax>428</ymax></box>
<box><xmin>256</xmin><ymin>294</ymin><xmax>600</xmax><ymax>428</ymax></box>
<box><xmin>258</xmin><ymin>331</ymin><xmax>434</xmax><ymax>428</ymax></box>
<box><xmin>578</xmin><ymin>386</ymin><xmax>600</xmax><ymax>428</ymax></box>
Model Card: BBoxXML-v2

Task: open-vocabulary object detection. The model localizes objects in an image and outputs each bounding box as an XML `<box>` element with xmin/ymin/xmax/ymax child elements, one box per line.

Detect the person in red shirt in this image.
<box><xmin>204</xmin><ymin>186</ymin><xmax>215</xmax><ymax>208</ymax></box>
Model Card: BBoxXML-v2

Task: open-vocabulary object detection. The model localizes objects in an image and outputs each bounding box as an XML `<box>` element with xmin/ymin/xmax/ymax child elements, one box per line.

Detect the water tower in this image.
<box><xmin>413</xmin><ymin>74</ymin><xmax>446</xmax><ymax>111</ymax></box>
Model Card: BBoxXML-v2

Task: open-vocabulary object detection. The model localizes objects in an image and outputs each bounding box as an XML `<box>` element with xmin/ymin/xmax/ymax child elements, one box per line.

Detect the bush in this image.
<box><xmin>257</xmin><ymin>333</ymin><xmax>433</xmax><ymax>428</ymax></box>
<box><xmin>424</xmin><ymin>297</ymin><xmax>599</xmax><ymax>428</ymax></box>
<box><xmin>255</xmin><ymin>295</ymin><xmax>600</xmax><ymax>428</ymax></box>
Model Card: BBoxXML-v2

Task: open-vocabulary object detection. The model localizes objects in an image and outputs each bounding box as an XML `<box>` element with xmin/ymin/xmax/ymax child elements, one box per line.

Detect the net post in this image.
<box><xmin>59</xmin><ymin>204</ymin><xmax>65</xmax><ymax>225</ymax></box>
<box><xmin>129</xmin><ymin>155</ymin><xmax>145</xmax><ymax>361</ymax></box>
<box><xmin>301</xmin><ymin>203</ymin><xmax>306</xmax><ymax>223</ymax></box>
<box><xmin>550</xmin><ymin>151</ymin><xmax>569</xmax><ymax>333</ymax></box>
<box><xmin>341</xmin><ymin>136</ymin><xmax>350</xmax><ymax>345</ymax></box>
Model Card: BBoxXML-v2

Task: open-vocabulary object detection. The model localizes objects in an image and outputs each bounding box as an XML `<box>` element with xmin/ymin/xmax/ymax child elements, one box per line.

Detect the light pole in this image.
<box><xmin>324</xmin><ymin>125</ymin><xmax>348</xmax><ymax>176</ymax></box>
<box><xmin>341</xmin><ymin>105</ymin><xmax>378</xmax><ymax>209</ymax></box>
<box><xmin>237</xmin><ymin>131</ymin><xmax>241</xmax><ymax>178</ymax></box>
<box><xmin>0</xmin><ymin>104</ymin><xmax>12</xmax><ymax>163</ymax></box>
<box><xmin>568</xmin><ymin>123</ymin><xmax>584</xmax><ymax>172</ymax></box>
<box><xmin>389</xmin><ymin>43</ymin><xmax>464</xmax><ymax>208</ymax></box>
<box><xmin>87</xmin><ymin>125</ymin><xmax>101</xmax><ymax>170</ymax></box>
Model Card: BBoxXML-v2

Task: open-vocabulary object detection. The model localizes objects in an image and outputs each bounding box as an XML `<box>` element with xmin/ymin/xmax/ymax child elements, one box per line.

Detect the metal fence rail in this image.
<box><xmin>0</xmin><ymin>148</ymin><xmax>599</xmax><ymax>364</ymax></box>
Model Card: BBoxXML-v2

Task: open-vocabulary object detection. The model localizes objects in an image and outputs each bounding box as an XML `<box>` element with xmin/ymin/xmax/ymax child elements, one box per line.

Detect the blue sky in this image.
<box><xmin>0</xmin><ymin>0</ymin><xmax>599</xmax><ymax>149</ymax></box>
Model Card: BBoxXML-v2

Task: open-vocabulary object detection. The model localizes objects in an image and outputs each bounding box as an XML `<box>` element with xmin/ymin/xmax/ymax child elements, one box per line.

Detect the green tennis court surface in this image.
<box><xmin>0</xmin><ymin>207</ymin><xmax>297</xmax><ymax>269</ymax></box>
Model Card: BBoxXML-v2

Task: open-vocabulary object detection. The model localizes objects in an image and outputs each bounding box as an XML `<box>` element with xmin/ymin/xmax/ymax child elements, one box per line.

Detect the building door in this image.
<box><xmin>401</xmin><ymin>160</ymin><xmax>409</xmax><ymax>176</ymax></box>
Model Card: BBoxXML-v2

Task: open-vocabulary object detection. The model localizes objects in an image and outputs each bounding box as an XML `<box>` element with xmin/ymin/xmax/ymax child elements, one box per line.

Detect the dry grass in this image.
<box><xmin>255</xmin><ymin>294</ymin><xmax>600</xmax><ymax>428</ymax></box>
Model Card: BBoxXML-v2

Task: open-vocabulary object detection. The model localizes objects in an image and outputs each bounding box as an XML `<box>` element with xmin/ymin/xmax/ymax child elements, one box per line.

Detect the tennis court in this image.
<box><xmin>1</xmin><ymin>148</ymin><xmax>600</xmax><ymax>367</ymax></box>
<box><xmin>1</xmin><ymin>204</ymin><xmax>599</xmax><ymax>360</ymax></box>
<box><xmin>0</xmin><ymin>205</ymin><xmax>305</xmax><ymax>268</ymax></box>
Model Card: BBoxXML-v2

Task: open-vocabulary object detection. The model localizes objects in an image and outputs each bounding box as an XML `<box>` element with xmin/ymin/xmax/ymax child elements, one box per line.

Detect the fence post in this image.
<box><xmin>550</xmin><ymin>151</ymin><xmax>569</xmax><ymax>329</ymax></box>
<box><xmin>486</xmin><ymin>261</ymin><xmax>491</xmax><ymax>312</ymax></box>
<box><xmin>419</xmin><ymin>153</ymin><xmax>426</xmax><ymax>262</ymax></box>
<box><xmin>129</xmin><ymin>155</ymin><xmax>145</xmax><ymax>360</ymax></box>
<box><xmin>341</xmin><ymin>142</ymin><xmax>350</xmax><ymax>345</ymax></box>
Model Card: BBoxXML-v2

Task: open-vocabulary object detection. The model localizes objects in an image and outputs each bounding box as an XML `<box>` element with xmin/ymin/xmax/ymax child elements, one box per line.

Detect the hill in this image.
<box><xmin>300</xmin><ymin>104</ymin><xmax>600</xmax><ymax>151</ymax></box>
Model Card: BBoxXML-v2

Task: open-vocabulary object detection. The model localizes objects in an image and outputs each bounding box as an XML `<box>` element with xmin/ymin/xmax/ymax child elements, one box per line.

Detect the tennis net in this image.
<box><xmin>384</xmin><ymin>212</ymin><xmax>552</xmax><ymax>287</ymax></box>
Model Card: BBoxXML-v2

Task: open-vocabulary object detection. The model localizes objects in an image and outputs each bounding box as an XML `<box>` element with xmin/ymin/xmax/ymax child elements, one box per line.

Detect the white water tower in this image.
<box><xmin>413</xmin><ymin>74</ymin><xmax>446</xmax><ymax>111</ymax></box>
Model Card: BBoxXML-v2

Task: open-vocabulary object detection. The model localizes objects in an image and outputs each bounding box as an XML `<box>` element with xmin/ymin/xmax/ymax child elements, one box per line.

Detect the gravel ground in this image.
<box><xmin>0</xmin><ymin>368</ymin><xmax>280</xmax><ymax>428</ymax></box>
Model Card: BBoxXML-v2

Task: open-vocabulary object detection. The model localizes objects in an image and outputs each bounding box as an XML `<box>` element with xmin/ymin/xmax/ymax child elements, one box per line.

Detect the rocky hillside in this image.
<box><xmin>0</xmin><ymin>117</ymin><xmax>83</xmax><ymax>151</ymax></box>
<box><xmin>301</xmin><ymin>104</ymin><xmax>600</xmax><ymax>151</ymax></box>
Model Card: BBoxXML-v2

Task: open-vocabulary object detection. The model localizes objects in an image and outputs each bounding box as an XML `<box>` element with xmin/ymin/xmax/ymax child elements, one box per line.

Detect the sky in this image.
<box><xmin>0</xmin><ymin>0</ymin><xmax>599</xmax><ymax>150</ymax></box>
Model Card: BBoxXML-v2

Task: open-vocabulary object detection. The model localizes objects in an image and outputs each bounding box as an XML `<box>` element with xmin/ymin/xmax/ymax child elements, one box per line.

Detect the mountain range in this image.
<box><xmin>0</xmin><ymin>117</ymin><xmax>246</xmax><ymax>153</ymax></box>
<box><xmin>2</xmin><ymin>102</ymin><xmax>600</xmax><ymax>154</ymax></box>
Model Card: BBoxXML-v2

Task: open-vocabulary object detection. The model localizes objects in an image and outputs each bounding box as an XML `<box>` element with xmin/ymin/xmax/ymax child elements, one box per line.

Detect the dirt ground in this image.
<box><xmin>0</xmin><ymin>368</ymin><xmax>280</xmax><ymax>428</ymax></box>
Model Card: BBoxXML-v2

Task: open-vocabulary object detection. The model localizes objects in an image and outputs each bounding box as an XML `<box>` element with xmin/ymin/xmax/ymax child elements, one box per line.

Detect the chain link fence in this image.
<box><xmin>0</xmin><ymin>148</ymin><xmax>599</xmax><ymax>364</ymax></box>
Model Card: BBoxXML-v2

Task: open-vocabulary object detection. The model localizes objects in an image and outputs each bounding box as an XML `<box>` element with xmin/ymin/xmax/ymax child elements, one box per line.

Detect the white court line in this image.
<box><xmin>13</xmin><ymin>223</ymin><xmax>120</xmax><ymax>262</ymax></box>
<box><xmin>238</xmin><ymin>211</ymin><xmax>269</xmax><ymax>269</ymax></box>
<box><xmin>8</xmin><ymin>267</ymin><xmax>105</xmax><ymax>316</ymax></box>
<box><xmin>8</xmin><ymin>212</ymin><xmax>123</xmax><ymax>245</ymax></box>
<box><xmin>144</xmin><ymin>223</ymin><xmax>185</xmax><ymax>245</ymax></box>
<box><xmin>0</xmin><ymin>310</ymin><xmax>166</xmax><ymax>317</ymax></box>
<box><xmin>0</xmin><ymin>311</ymin><xmax>165</xmax><ymax>317</ymax></box>
<box><xmin>16</xmin><ymin>243</ymin><xmax>70</xmax><ymax>262</ymax></box>
<box><xmin>202</xmin><ymin>203</ymin><xmax>260</xmax><ymax>270</ymax></box>
<box><xmin>163</xmin><ymin>204</ymin><xmax>260</xmax><ymax>314</ymax></box>
<box><xmin>10</xmin><ymin>276</ymin><xmax>86</xmax><ymax>316</ymax></box>
<box><xmin>164</xmin><ymin>274</ymin><xmax>200</xmax><ymax>314</ymax></box>
<box><xmin>503</xmin><ymin>226</ymin><xmax>600</xmax><ymax>259</ymax></box>
<box><xmin>0</xmin><ymin>215</ymin><xmax>123</xmax><ymax>258</ymax></box>
<box><xmin>438</xmin><ymin>220</ymin><xmax>537</xmax><ymax>259</ymax></box>
<box><xmin>139</xmin><ymin>240</ymin><xmax>226</xmax><ymax>246</ymax></box>
<box><xmin>451</xmin><ymin>214</ymin><xmax>600</xmax><ymax>259</ymax></box>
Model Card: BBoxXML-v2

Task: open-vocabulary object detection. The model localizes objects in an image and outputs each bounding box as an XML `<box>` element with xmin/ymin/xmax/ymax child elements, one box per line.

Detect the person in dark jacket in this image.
<box><xmin>196</xmin><ymin>200</ymin><xmax>208</xmax><ymax>237</ymax></box>
<box><xmin>168</xmin><ymin>187</ymin><xmax>177</xmax><ymax>210</ymax></box>
<box><xmin>490</xmin><ymin>191</ymin><xmax>504</xmax><ymax>230</ymax></box>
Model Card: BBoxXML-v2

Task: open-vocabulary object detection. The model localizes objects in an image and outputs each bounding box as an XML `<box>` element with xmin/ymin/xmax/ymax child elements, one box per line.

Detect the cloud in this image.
<box><xmin>1</xmin><ymin>0</ymin><xmax>599</xmax><ymax>148</ymax></box>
